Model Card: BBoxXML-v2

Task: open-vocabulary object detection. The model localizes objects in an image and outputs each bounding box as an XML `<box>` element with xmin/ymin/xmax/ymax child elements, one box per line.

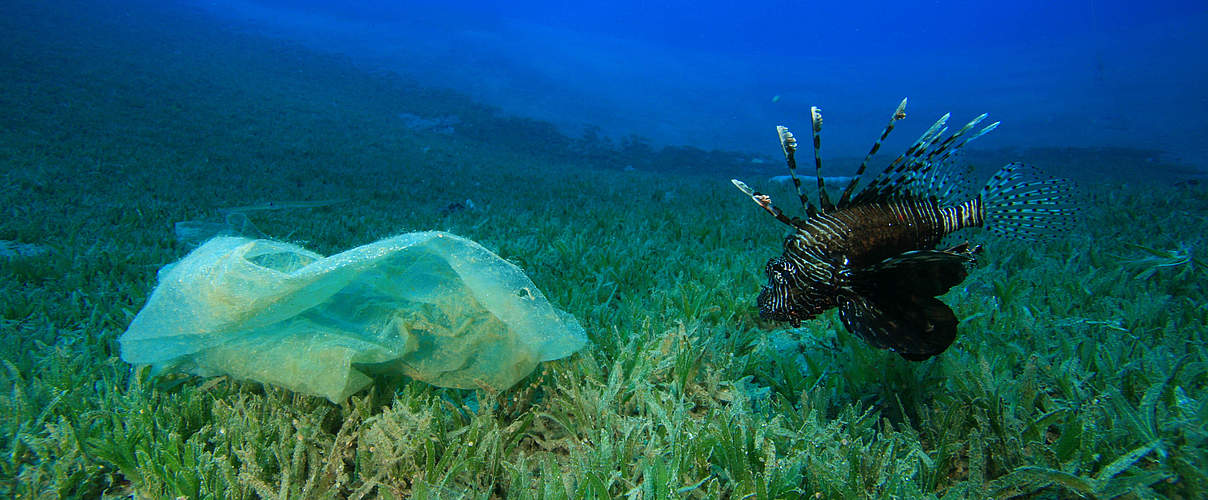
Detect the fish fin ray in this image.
<box><xmin>839</xmin><ymin>98</ymin><xmax>908</xmax><ymax>208</ymax></box>
<box><xmin>851</xmin><ymin>112</ymin><xmax>992</xmax><ymax>206</ymax></box>
<box><xmin>838</xmin><ymin>293</ymin><xmax>958</xmax><ymax>361</ymax></box>
<box><xmin>980</xmin><ymin>163</ymin><xmax>1079</xmax><ymax>239</ymax></box>
<box><xmin>856</xmin><ymin>250</ymin><xmax>974</xmax><ymax>299</ymax></box>
<box><xmin>836</xmin><ymin>250</ymin><xmax>974</xmax><ymax>360</ymax></box>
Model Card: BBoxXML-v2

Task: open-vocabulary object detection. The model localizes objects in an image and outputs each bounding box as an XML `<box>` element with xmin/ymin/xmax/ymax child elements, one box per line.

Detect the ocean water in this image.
<box><xmin>192</xmin><ymin>0</ymin><xmax>1208</xmax><ymax>177</ymax></box>
<box><xmin>1</xmin><ymin>0</ymin><xmax>1205</xmax><ymax>497</ymax></box>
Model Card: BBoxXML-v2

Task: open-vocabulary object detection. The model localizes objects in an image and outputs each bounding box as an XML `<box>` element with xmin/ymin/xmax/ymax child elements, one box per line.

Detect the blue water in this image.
<box><xmin>193</xmin><ymin>0</ymin><xmax>1208</xmax><ymax>171</ymax></box>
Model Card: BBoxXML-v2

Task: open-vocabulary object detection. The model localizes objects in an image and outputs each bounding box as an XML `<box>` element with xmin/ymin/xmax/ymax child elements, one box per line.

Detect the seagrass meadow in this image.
<box><xmin>2</xmin><ymin>1</ymin><xmax>1207</xmax><ymax>498</ymax></box>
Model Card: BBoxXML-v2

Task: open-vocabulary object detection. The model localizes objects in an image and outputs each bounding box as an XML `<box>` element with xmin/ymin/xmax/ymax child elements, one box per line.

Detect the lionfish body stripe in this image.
<box><xmin>733</xmin><ymin>100</ymin><xmax>1076</xmax><ymax>360</ymax></box>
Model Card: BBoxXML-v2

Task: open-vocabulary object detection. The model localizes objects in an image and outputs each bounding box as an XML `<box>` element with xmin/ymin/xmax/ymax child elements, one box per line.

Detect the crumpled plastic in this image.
<box><xmin>119</xmin><ymin>232</ymin><xmax>587</xmax><ymax>402</ymax></box>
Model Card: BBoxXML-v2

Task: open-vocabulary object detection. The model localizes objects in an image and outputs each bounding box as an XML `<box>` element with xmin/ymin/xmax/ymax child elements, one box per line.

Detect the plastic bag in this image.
<box><xmin>119</xmin><ymin>232</ymin><xmax>587</xmax><ymax>402</ymax></box>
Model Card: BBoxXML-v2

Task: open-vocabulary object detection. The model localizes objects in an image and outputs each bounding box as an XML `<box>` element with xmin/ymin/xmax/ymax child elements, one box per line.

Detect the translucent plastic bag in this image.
<box><xmin>119</xmin><ymin>232</ymin><xmax>587</xmax><ymax>402</ymax></box>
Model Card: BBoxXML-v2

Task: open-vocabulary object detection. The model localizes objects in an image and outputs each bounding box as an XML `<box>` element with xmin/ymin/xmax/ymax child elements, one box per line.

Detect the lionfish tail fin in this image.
<box><xmin>979</xmin><ymin>163</ymin><xmax>1078</xmax><ymax>240</ymax></box>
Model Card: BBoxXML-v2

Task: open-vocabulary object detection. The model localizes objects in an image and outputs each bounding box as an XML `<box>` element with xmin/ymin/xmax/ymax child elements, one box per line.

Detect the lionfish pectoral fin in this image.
<box><xmin>860</xmin><ymin>250</ymin><xmax>975</xmax><ymax>297</ymax></box>
<box><xmin>941</xmin><ymin>242</ymin><xmax>982</xmax><ymax>258</ymax></box>
<box><xmin>836</xmin><ymin>251</ymin><xmax>973</xmax><ymax>360</ymax></box>
<box><xmin>838</xmin><ymin>293</ymin><xmax>958</xmax><ymax>361</ymax></box>
<box><xmin>837</xmin><ymin>294</ymin><xmax>896</xmax><ymax>351</ymax></box>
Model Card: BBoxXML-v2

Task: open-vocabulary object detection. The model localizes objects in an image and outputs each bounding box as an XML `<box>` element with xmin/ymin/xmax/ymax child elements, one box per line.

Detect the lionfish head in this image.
<box><xmin>756</xmin><ymin>256</ymin><xmax>834</xmax><ymax>326</ymax></box>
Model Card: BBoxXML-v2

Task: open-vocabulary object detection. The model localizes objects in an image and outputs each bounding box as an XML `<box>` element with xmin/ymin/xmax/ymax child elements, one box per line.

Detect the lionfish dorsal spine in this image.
<box><xmin>887</xmin><ymin>113</ymin><xmax>950</xmax><ymax>173</ymax></box>
<box><xmin>876</xmin><ymin>114</ymin><xmax>990</xmax><ymax>204</ymax></box>
<box><xmin>839</xmin><ymin>97</ymin><xmax>908</xmax><ymax>208</ymax></box>
<box><xmin>933</xmin><ymin>120</ymin><xmax>999</xmax><ymax>165</ymax></box>
<box><xmin>776</xmin><ymin>125</ymin><xmax>817</xmax><ymax>217</ymax></box>
<box><xmin>923</xmin><ymin>112</ymin><xmax>988</xmax><ymax>163</ymax></box>
<box><xmin>731</xmin><ymin>178</ymin><xmax>796</xmax><ymax>227</ymax></box>
<box><xmin>850</xmin><ymin>113</ymin><xmax>951</xmax><ymax>204</ymax></box>
<box><xmin>808</xmin><ymin>106</ymin><xmax>835</xmax><ymax>212</ymax></box>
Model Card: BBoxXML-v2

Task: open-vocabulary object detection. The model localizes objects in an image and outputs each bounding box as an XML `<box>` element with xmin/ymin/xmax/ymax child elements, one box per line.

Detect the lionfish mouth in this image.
<box><xmin>755</xmin><ymin>285</ymin><xmax>780</xmax><ymax>320</ymax></box>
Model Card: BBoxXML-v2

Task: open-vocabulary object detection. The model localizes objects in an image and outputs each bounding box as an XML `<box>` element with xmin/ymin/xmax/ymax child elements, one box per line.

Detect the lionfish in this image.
<box><xmin>731</xmin><ymin>99</ymin><xmax>1075</xmax><ymax>360</ymax></box>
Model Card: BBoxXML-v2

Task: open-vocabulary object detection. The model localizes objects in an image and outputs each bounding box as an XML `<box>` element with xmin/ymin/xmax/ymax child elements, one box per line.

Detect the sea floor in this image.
<box><xmin>2</xmin><ymin>1</ymin><xmax>1206</xmax><ymax>498</ymax></box>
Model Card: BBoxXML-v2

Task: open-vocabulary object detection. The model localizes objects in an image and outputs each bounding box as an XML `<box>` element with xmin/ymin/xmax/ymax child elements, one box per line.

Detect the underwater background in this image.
<box><xmin>1</xmin><ymin>0</ymin><xmax>1206</xmax><ymax>497</ymax></box>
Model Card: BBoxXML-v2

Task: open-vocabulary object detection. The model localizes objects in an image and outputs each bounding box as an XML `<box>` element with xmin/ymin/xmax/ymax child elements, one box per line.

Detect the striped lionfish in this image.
<box><xmin>732</xmin><ymin>99</ymin><xmax>1075</xmax><ymax>360</ymax></box>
